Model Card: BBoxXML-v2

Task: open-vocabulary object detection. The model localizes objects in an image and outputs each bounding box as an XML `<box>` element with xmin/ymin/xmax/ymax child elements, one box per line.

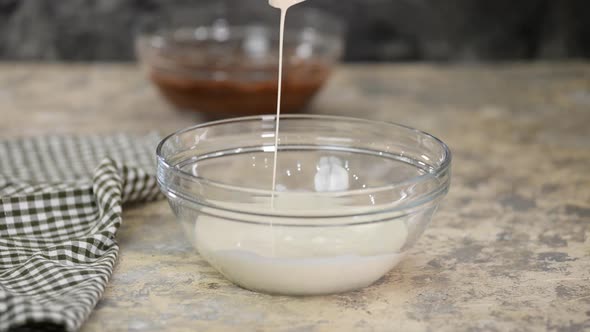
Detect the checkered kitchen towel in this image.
<box><xmin>0</xmin><ymin>134</ymin><xmax>161</xmax><ymax>331</ymax></box>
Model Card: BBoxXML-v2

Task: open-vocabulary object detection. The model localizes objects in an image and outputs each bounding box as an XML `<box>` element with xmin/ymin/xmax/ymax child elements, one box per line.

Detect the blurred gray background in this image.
<box><xmin>0</xmin><ymin>0</ymin><xmax>589</xmax><ymax>62</ymax></box>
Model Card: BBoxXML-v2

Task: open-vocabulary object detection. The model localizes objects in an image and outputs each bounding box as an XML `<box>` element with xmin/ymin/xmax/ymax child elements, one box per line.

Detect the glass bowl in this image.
<box><xmin>136</xmin><ymin>6</ymin><xmax>344</xmax><ymax>120</ymax></box>
<box><xmin>157</xmin><ymin>115</ymin><xmax>452</xmax><ymax>295</ymax></box>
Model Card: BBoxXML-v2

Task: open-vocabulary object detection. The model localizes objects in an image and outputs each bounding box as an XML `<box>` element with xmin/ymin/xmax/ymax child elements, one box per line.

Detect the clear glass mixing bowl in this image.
<box><xmin>157</xmin><ymin>115</ymin><xmax>452</xmax><ymax>295</ymax></box>
<box><xmin>135</xmin><ymin>6</ymin><xmax>344</xmax><ymax>119</ymax></box>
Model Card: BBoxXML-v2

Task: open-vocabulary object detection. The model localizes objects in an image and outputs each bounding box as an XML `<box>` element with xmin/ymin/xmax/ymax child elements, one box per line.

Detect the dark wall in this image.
<box><xmin>0</xmin><ymin>0</ymin><xmax>588</xmax><ymax>62</ymax></box>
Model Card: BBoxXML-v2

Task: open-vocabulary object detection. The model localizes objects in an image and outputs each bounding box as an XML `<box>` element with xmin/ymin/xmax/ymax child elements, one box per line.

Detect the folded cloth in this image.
<box><xmin>0</xmin><ymin>134</ymin><xmax>161</xmax><ymax>332</ymax></box>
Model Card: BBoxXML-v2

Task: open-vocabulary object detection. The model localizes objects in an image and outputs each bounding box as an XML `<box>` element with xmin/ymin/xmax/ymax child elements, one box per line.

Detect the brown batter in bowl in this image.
<box><xmin>135</xmin><ymin>9</ymin><xmax>343</xmax><ymax>120</ymax></box>
<box><xmin>149</xmin><ymin>61</ymin><xmax>331</xmax><ymax>119</ymax></box>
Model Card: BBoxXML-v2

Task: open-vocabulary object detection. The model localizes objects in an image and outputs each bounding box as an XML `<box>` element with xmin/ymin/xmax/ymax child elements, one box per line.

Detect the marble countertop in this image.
<box><xmin>1</xmin><ymin>63</ymin><xmax>589</xmax><ymax>332</ymax></box>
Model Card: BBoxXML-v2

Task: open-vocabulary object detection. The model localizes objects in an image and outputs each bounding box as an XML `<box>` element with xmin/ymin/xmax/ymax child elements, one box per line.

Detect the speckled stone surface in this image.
<box><xmin>1</xmin><ymin>63</ymin><xmax>589</xmax><ymax>332</ymax></box>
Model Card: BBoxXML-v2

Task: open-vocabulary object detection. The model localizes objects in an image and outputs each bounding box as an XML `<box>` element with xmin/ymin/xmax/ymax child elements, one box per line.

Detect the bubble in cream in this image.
<box><xmin>314</xmin><ymin>156</ymin><xmax>350</xmax><ymax>192</ymax></box>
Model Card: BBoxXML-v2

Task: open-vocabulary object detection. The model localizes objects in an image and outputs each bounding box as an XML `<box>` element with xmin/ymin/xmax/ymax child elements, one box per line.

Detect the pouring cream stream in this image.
<box><xmin>269</xmin><ymin>0</ymin><xmax>307</xmax><ymax>206</ymax></box>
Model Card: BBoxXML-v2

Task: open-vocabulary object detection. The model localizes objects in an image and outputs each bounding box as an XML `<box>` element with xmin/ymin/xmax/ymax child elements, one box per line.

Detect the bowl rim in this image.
<box><xmin>134</xmin><ymin>7</ymin><xmax>345</xmax><ymax>67</ymax></box>
<box><xmin>156</xmin><ymin>114</ymin><xmax>452</xmax><ymax>217</ymax></box>
<box><xmin>137</xmin><ymin>7</ymin><xmax>346</xmax><ymax>39</ymax></box>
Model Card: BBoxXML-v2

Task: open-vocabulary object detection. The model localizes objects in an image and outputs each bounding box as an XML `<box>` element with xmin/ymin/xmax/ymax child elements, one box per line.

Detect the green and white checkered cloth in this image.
<box><xmin>0</xmin><ymin>134</ymin><xmax>161</xmax><ymax>331</ymax></box>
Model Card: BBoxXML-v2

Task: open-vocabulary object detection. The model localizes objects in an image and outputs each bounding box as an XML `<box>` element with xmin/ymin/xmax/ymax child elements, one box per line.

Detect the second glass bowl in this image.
<box><xmin>136</xmin><ymin>7</ymin><xmax>344</xmax><ymax>120</ymax></box>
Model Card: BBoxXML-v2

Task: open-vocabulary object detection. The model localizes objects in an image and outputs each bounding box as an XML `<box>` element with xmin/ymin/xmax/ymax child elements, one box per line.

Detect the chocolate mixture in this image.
<box><xmin>150</xmin><ymin>61</ymin><xmax>330</xmax><ymax>119</ymax></box>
